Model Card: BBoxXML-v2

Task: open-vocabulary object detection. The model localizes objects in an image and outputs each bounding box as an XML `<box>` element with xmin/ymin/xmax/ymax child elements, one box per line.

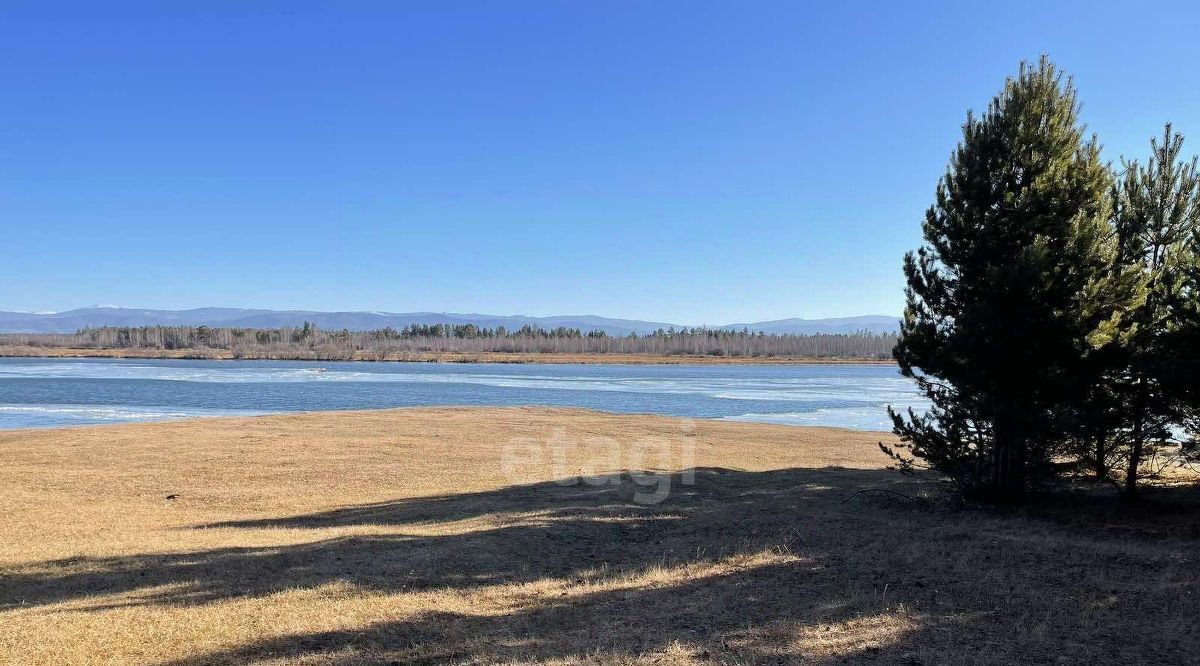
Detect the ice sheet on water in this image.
<box><xmin>721</xmin><ymin>404</ymin><xmax>931</xmax><ymax>432</ymax></box>
<box><xmin>0</xmin><ymin>359</ymin><xmax>927</xmax><ymax>431</ymax></box>
<box><xmin>0</xmin><ymin>361</ymin><xmax>924</xmax><ymax>401</ymax></box>
<box><xmin>0</xmin><ymin>404</ymin><xmax>271</xmax><ymax>429</ymax></box>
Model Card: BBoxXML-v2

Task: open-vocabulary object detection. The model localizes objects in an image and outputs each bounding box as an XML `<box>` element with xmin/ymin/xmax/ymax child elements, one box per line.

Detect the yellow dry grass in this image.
<box><xmin>0</xmin><ymin>346</ymin><xmax>891</xmax><ymax>365</ymax></box>
<box><xmin>1</xmin><ymin>407</ymin><xmax>1198</xmax><ymax>664</ymax></box>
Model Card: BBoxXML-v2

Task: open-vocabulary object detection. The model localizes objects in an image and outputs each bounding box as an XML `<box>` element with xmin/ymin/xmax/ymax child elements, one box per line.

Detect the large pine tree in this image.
<box><xmin>885</xmin><ymin>58</ymin><xmax>1113</xmax><ymax>502</ymax></box>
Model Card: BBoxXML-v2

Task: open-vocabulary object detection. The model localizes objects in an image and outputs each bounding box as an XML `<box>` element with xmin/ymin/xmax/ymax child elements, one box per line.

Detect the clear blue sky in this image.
<box><xmin>3</xmin><ymin>1</ymin><xmax>1198</xmax><ymax>324</ymax></box>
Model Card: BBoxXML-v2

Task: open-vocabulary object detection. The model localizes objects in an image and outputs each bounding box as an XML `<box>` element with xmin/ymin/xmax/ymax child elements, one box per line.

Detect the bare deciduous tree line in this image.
<box><xmin>0</xmin><ymin>323</ymin><xmax>898</xmax><ymax>360</ymax></box>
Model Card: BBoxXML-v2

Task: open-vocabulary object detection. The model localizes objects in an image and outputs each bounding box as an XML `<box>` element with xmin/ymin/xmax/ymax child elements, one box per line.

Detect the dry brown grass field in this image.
<box><xmin>0</xmin><ymin>346</ymin><xmax>891</xmax><ymax>365</ymax></box>
<box><xmin>1</xmin><ymin>407</ymin><xmax>1198</xmax><ymax>664</ymax></box>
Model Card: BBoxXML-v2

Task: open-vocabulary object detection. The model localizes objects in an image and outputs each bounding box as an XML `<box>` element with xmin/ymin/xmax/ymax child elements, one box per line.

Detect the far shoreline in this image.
<box><xmin>0</xmin><ymin>346</ymin><xmax>896</xmax><ymax>366</ymax></box>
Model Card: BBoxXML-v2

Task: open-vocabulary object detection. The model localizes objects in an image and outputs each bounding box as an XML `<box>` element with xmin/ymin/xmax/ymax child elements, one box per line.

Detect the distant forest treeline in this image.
<box><xmin>0</xmin><ymin>323</ymin><xmax>898</xmax><ymax>359</ymax></box>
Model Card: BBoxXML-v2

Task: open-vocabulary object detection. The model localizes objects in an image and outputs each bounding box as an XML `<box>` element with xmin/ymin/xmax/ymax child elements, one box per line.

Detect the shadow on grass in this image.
<box><xmin>3</xmin><ymin>467</ymin><xmax>899</xmax><ymax>609</ymax></box>
<box><xmin>5</xmin><ymin>467</ymin><xmax>1200</xmax><ymax>663</ymax></box>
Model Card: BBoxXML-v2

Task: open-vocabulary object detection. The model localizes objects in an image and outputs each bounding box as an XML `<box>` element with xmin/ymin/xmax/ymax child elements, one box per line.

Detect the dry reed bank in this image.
<box><xmin>0</xmin><ymin>346</ymin><xmax>892</xmax><ymax>365</ymax></box>
<box><xmin>0</xmin><ymin>407</ymin><xmax>1197</xmax><ymax>664</ymax></box>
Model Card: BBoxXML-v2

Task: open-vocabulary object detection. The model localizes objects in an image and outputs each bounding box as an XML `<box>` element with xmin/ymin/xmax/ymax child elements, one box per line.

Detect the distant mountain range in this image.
<box><xmin>0</xmin><ymin>307</ymin><xmax>900</xmax><ymax>336</ymax></box>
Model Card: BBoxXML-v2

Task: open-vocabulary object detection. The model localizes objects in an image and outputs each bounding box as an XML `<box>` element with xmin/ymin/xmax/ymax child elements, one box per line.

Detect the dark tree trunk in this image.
<box><xmin>1125</xmin><ymin>379</ymin><xmax>1149</xmax><ymax>497</ymax></box>
<box><xmin>1007</xmin><ymin>434</ymin><xmax>1027</xmax><ymax>503</ymax></box>
<box><xmin>1126</xmin><ymin>414</ymin><xmax>1145</xmax><ymax>497</ymax></box>
<box><xmin>991</xmin><ymin>416</ymin><xmax>1027</xmax><ymax>504</ymax></box>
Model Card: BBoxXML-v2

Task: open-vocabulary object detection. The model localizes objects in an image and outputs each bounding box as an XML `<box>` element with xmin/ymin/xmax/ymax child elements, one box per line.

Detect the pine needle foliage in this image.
<box><xmin>1103</xmin><ymin>125</ymin><xmax>1200</xmax><ymax>493</ymax></box>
